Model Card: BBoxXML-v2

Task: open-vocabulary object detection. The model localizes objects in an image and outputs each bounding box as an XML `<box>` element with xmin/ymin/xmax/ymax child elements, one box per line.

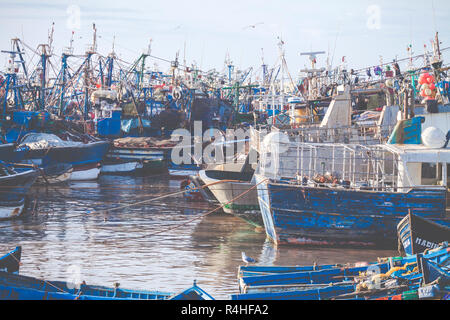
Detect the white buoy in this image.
<box><xmin>422</xmin><ymin>126</ymin><xmax>447</xmax><ymax>148</ymax></box>
<box><xmin>262</xmin><ymin>132</ymin><xmax>291</xmax><ymax>154</ymax></box>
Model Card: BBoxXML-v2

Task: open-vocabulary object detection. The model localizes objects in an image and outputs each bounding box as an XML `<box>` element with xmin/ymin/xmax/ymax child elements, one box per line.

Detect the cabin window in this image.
<box><xmin>421</xmin><ymin>163</ymin><xmax>443</xmax><ymax>186</ymax></box>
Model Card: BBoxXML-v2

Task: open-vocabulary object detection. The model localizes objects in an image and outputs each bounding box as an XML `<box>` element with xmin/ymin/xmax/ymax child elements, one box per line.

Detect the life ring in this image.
<box><xmin>172</xmin><ymin>87</ymin><xmax>182</xmax><ymax>100</ymax></box>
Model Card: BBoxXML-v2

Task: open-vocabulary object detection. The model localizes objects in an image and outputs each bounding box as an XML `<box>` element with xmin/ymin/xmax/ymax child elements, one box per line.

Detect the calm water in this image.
<box><xmin>0</xmin><ymin>175</ymin><xmax>398</xmax><ymax>299</ymax></box>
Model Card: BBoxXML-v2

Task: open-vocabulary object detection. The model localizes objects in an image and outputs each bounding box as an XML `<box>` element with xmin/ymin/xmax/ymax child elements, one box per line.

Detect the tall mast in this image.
<box><xmin>84</xmin><ymin>23</ymin><xmax>97</xmax><ymax>119</ymax></box>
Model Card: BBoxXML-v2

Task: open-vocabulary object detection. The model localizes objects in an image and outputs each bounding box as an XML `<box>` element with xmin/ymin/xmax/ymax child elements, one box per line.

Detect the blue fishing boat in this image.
<box><xmin>238</xmin><ymin>246</ymin><xmax>450</xmax><ymax>294</ymax></box>
<box><xmin>397</xmin><ymin>213</ymin><xmax>450</xmax><ymax>255</ymax></box>
<box><xmin>18</xmin><ymin>133</ymin><xmax>110</xmax><ymax>180</ymax></box>
<box><xmin>337</xmin><ymin>253</ymin><xmax>450</xmax><ymax>300</ymax></box>
<box><xmin>255</xmin><ymin>116</ymin><xmax>450</xmax><ymax>247</ymax></box>
<box><xmin>234</xmin><ymin>245</ymin><xmax>449</xmax><ymax>300</ymax></box>
<box><xmin>0</xmin><ymin>162</ymin><xmax>38</xmax><ymax>220</ymax></box>
<box><xmin>0</xmin><ymin>247</ymin><xmax>214</xmax><ymax>300</ymax></box>
<box><xmin>231</xmin><ymin>284</ymin><xmax>355</xmax><ymax>300</ymax></box>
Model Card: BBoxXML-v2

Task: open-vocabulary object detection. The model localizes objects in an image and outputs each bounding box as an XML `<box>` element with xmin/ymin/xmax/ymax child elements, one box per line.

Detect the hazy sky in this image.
<box><xmin>0</xmin><ymin>0</ymin><xmax>449</xmax><ymax>77</ymax></box>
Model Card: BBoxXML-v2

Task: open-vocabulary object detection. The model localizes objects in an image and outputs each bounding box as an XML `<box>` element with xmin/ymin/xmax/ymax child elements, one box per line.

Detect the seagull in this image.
<box><xmin>242</xmin><ymin>252</ymin><xmax>256</xmax><ymax>266</ymax></box>
<box><xmin>242</xmin><ymin>22</ymin><xmax>264</xmax><ymax>30</ymax></box>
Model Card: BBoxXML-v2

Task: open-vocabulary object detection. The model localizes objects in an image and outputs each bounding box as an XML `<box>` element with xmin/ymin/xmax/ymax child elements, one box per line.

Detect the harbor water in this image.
<box><xmin>0</xmin><ymin>175</ymin><xmax>397</xmax><ymax>299</ymax></box>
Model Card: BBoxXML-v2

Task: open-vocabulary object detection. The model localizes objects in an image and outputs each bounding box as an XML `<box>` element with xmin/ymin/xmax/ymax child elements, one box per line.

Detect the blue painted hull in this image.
<box><xmin>0</xmin><ymin>247</ymin><xmax>213</xmax><ymax>300</ymax></box>
<box><xmin>0</xmin><ymin>272</ymin><xmax>173</xmax><ymax>300</ymax></box>
<box><xmin>231</xmin><ymin>284</ymin><xmax>355</xmax><ymax>300</ymax></box>
<box><xmin>22</xmin><ymin>141</ymin><xmax>110</xmax><ymax>169</ymax></box>
<box><xmin>0</xmin><ymin>144</ymin><xmax>27</xmax><ymax>163</ymax></box>
<box><xmin>255</xmin><ymin>175</ymin><xmax>447</xmax><ymax>247</ymax></box>
<box><xmin>0</xmin><ymin>247</ymin><xmax>21</xmax><ymax>273</ymax></box>
<box><xmin>0</xmin><ymin>168</ymin><xmax>39</xmax><ymax>219</ymax></box>
<box><xmin>397</xmin><ymin>213</ymin><xmax>450</xmax><ymax>255</ymax></box>
<box><xmin>239</xmin><ymin>247</ymin><xmax>450</xmax><ymax>294</ymax></box>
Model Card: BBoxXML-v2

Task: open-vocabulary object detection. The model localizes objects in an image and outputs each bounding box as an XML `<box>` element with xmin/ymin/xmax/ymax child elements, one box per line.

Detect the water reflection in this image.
<box><xmin>0</xmin><ymin>175</ymin><xmax>398</xmax><ymax>299</ymax></box>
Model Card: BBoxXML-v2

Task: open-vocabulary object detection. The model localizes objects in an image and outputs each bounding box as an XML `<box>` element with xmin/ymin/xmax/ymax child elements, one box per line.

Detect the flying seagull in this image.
<box><xmin>242</xmin><ymin>252</ymin><xmax>256</xmax><ymax>266</ymax></box>
<box><xmin>242</xmin><ymin>22</ymin><xmax>264</xmax><ymax>30</ymax></box>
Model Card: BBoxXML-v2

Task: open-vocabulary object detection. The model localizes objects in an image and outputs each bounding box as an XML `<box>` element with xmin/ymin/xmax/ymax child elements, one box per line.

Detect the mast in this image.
<box><xmin>59</xmin><ymin>31</ymin><xmax>74</xmax><ymax>115</ymax></box>
<box><xmin>84</xmin><ymin>23</ymin><xmax>97</xmax><ymax>120</ymax></box>
<box><xmin>36</xmin><ymin>43</ymin><xmax>51</xmax><ymax>110</ymax></box>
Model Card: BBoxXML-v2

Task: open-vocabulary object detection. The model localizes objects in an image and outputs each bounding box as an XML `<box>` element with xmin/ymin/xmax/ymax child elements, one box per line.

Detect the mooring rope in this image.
<box><xmin>95</xmin><ymin>178</ymin><xmax>268</xmax><ymax>243</ymax></box>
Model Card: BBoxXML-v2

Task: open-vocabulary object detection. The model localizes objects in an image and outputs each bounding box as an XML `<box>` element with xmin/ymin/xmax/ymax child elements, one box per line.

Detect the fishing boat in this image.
<box><xmin>254</xmin><ymin>116</ymin><xmax>450</xmax><ymax>247</ymax></box>
<box><xmin>397</xmin><ymin>212</ymin><xmax>450</xmax><ymax>255</ymax></box>
<box><xmin>0</xmin><ymin>247</ymin><xmax>213</xmax><ymax>300</ymax></box>
<box><xmin>199</xmin><ymin>159</ymin><xmax>262</xmax><ymax>227</ymax></box>
<box><xmin>234</xmin><ymin>244</ymin><xmax>449</xmax><ymax>300</ymax></box>
<box><xmin>230</xmin><ymin>284</ymin><xmax>354</xmax><ymax>300</ymax></box>
<box><xmin>101</xmin><ymin>158</ymin><xmax>143</xmax><ymax>175</ymax></box>
<box><xmin>335</xmin><ymin>253</ymin><xmax>450</xmax><ymax>300</ymax></box>
<box><xmin>0</xmin><ymin>163</ymin><xmax>39</xmax><ymax>220</ymax></box>
<box><xmin>106</xmin><ymin>137</ymin><xmax>174</xmax><ymax>174</ymax></box>
<box><xmin>13</xmin><ymin>163</ymin><xmax>73</xmax><ymax>185</ymax></box>
<box><xmin>238</xmin><ymin>246</ymin><xmax>450</xmax><ymax>294</ymax></box>
<box><xmin>201</xmin><ymin>87</ymin><xmax>396</xmax><ymax>228</ymax></box>
<box><xmin>18</xmin><ymin>133</ymin><xmax>110</xmax><ymax>181</ymax></box>
<box><xmin>169</xmin><ymin>164</ymin><xmax>202</xmax><ymax>180</ymax></box>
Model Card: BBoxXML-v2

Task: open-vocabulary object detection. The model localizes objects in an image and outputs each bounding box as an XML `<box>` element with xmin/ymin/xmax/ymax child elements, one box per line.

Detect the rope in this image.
<box><xmin>96</xmin><ymin>178</ymin><xmax>268</xmax><ymax>243</ymax></box>
<box><xmin>5</xmin><ymin>248</ymin><xmax>70</xmax><ymax>295</ymax></box>
<box><xmin>65</xmin><ymin>178</ymin><xmax>255</xmax><ymax>219</ymax></box>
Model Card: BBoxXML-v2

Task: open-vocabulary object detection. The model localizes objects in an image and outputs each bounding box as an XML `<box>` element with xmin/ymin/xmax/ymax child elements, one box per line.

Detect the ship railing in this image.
<box><xmin>258</xmin><ymin>142</ymin><xmax>406</xmax><ymax>192</ymax></box>
<box><xmin>249</xmin><ymin>124</ymin><xmax>396</xmax><ymax>155</ymax></box>
<box><xmin>262</xmin><ymin>179</ymin><xmax>446</xmax><ymax>194</ymax></box>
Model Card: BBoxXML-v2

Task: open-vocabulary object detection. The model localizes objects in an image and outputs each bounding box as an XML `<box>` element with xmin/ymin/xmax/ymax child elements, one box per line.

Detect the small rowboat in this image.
<box><xmin>234</xmin><ymin>245</ymin><xmax>450</xmax><ymax>299</ymax></box>
<box><xmin>0</xmin><ymin>163</ymin><xmax>39</xmax><ymax>220</ymax></box>
<box><xmin>0</xmin><ymin>247</ymin><xmax>214</xmax><ymax>300</ymax></box>
<box><xmin>0</xmin><ymin>246</ymin><xmax>21</xmax><ymax>273</ymax></box>
<box><xmin>238</xmin><ymin>247</ymin><xmax>450</xmax><ymax>294</ymax></box>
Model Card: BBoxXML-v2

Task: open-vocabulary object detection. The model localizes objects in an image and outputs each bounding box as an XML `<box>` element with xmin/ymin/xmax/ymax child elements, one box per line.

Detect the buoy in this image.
<box><xmin>422</xmin><ymin>127</ymin><xmax>447</xmax><ymax>148</ymax></box>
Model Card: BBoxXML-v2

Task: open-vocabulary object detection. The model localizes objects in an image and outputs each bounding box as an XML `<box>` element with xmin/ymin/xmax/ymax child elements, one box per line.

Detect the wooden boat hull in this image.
<box><xmin>199</xmin><ymin>170</ymin><xmax>262</xmax><ymax>227</ymax></box>
<box><xmin>106</xmin><ymin>147</ymin><xmax>168</xmax><ymax>170</ymax></box>
<box><xmin>101</xmin><ymin>160</ymin><xmax>143</xmax><ymax>174</ymax></box>
<box><xmin>21</xmin><ymin>141</ymin><xmax>110</xmax><ymax>180</ymax></box>
<box><xmin>255</xmin><ymin>174</ymin><xmax>447</xmax><ymax>247</ymax></box>
<box><xmin>238</xmin><ymin>247</ymin><xmax>450</xmax><ymax>294</ymax></box>
<box><xmin>0</xmin><ymin>247</ymin><xmax>21</xmax><ymax>273</ymax></box>
<box><xmin>0</xmin><ymin>203</ymin><xmax>25</xmax><ymax>220</ymax></box>
<box><xmin>397</xmin><ymin>213</ymin><xmax>450</xmax><ymax>255</ymax></box>
<box><xmin>70</xmin><ymin>163</ymin><xmax>101</xmax><ymax>181</ymax></box>
<box><xmin>0</xmin><ymin>247</ymin><xmax>214</xmax><ymax>300</ymax></box>
<box><xmin>0</xmin><ymin>169</ymin><xmax>39</xmax><ymax>220</ymax></box>
<box><xmin>231</xmin><ymin>284</ymin><xmax>355</xmax><ymax>300</ymax></box>
<box><xmin>35</xmin><ymin>163</ymin><xmax>73</xmax><ymax>184</ymax></box>
<box><xmin>235</xmin><ymin>246</ymin><xmax>449</xmax><ymax>299</ymax></box>
<box><xmin>0</xmin><ymin>144</ymin><xmax>27</xmax><ymax>162</ymax></box>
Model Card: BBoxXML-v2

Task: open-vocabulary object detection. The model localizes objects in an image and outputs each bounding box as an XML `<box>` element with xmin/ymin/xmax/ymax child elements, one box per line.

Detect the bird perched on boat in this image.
<box><xmin>241</xmin><ymin>252</ymin><xmax>256</xmax><ymax>266</ymax></box>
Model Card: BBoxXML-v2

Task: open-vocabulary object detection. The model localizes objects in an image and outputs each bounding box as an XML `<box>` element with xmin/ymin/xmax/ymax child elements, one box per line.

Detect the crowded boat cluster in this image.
<box><xmin>0</xmin><ymin>23</ymin><xmax>449</xmax><ymax>300</ymax></box>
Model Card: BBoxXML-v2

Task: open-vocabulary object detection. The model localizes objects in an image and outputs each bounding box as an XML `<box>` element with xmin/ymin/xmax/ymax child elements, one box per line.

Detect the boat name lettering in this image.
<box><xmin>415</xmin><ymin>237</ymin><xmax>440</xmax><ymax>249</ymax></box>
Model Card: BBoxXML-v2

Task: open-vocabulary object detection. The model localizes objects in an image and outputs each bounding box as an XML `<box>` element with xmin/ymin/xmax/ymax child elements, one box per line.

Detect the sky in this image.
<box><xmin>0</xmin><ymin>0</ymin><xmax>449</xmax><ymax>78</ymax></box>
